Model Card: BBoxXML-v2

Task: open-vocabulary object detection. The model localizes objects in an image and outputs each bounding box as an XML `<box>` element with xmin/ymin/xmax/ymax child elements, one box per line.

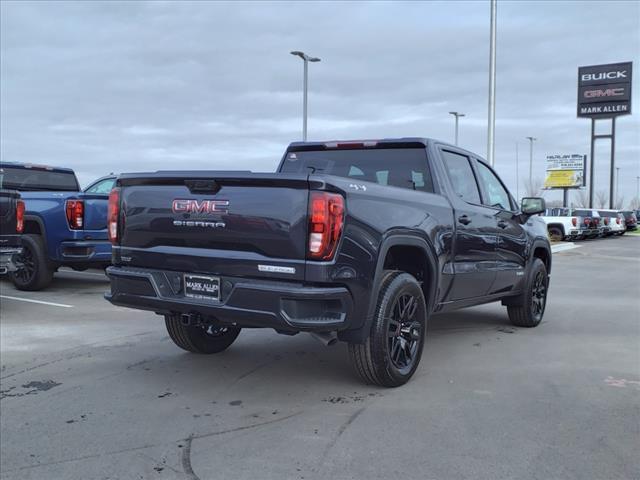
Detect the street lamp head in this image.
<box><xmin>290</xmin><ymin>51</ymin><xmax>320</xmax><ymax>62</ymax></box>
<box><xmin>449</xmin><ymin>111</ymin><xmax>465</xmax><ymax>117</ymax></box>
<box><xmin>526</xmin><ymin>136</ymin><xmax>537</xmax><ymax>142</ymax></box>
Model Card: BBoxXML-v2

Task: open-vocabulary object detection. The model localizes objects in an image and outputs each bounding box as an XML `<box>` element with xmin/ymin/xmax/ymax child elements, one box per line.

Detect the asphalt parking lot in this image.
<box><xmin>1</xmin><ymin>237</ymin><xmax>639</xmax><ymax>480</ymax></box>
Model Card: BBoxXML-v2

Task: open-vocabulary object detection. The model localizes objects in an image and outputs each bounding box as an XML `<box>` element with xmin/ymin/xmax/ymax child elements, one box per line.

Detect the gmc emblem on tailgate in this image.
<box><xmin>172</xmin><ymin>199</ymin><xmax>229</xmax><ymax>215</ymax></box>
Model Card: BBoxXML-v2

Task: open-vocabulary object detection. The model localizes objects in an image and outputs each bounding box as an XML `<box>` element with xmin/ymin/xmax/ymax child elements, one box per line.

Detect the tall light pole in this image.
<box><xmin>487</xmin><ymin>0</ymin><xmax>497</xmax><ymax>167</ymax></box>
<box><xmin>515</xmin><ymin>141</ymin><xmax>519</xmax><ymax>201</ymax></box>
<box><xmin>525</xmin><ymin>136</ymin><xmax>536</xmax><ymax>188</ymax></box>
<box><xmin>615</xmin><ymin>167</ymin><xmax>620</xmax><ymax>205</ymax></box>
<box><xmin>637</xmin><ymin>176</ymin><xmax>640</xmax><ymax>202</ymax></box>
<box><xmin>449</xmin><ymin>112</ymin><xmax>465</xmax><ymax>146</ymax></box>
<box><xmin>290</xmin><ymin>51</ymin><xmax>321</xmax><ymax>142</ymax></box>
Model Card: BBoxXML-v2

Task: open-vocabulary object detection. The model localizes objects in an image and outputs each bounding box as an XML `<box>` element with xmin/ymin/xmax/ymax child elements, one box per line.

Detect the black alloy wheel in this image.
<box><xmin>387</xmin><ymin>293</ymin><xmax>423</xmax><ymax>375</ymax></box>
<box><xmin>530</xmin><ymin>270</ymin><xmax>547</xmax><ymax>321</ymax></box>
<box><xmin>13</xmin><ymin>243</ymin><xmax>36</xmax><ymax>285</ymax></box>
<box><xmin>10</xmin><ymin>234</ymin><xmax>54</xmax><ymax>291</ymax></box>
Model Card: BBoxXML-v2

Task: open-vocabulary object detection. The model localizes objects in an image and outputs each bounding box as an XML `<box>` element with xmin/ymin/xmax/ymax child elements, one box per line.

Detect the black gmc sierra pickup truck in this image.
<box><xmin>106</xmin><ymin>138</ymin><xmax>551</xmax><ymax>387</ymax></box>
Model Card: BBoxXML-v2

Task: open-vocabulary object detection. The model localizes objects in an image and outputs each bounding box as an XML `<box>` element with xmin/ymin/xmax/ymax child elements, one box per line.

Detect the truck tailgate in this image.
<box><xmin>80</xmin><ymin>194</ymin><xmax>109</xmax><ymax>231</ymax></box>
<box><xmin>117</xmin><ymin>172</ymin><xmax>310</xmax><ymax>281</ymax></box>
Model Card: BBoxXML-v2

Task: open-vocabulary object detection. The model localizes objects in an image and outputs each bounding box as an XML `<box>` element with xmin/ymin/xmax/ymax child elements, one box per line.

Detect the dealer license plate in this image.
<box><xmin>183</xmin><ymin>274</ymin><xmax>220</xmax><ymax>301</ymax></box>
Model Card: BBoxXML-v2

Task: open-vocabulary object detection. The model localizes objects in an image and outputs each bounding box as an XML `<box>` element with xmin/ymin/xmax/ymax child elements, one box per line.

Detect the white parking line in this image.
<box><xmin>0</xmin><ymin>295</ymin><xmax>73</xmax><ymax>308</ymax></box>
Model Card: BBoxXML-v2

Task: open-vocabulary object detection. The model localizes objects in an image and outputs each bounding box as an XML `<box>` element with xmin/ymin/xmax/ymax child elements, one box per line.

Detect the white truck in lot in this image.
<box><xmin>542</xmin><ymin>208</ymin><xmax>586</xmax><ymax>241</ymax></box>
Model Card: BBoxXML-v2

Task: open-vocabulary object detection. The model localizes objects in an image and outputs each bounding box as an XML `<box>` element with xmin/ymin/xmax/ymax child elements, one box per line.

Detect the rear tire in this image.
<box><xmin>10</xmin><ymin>234</ymin><xmax>54</xmax><ymax>291</ymax></box>
<box><xmin>348</xmin><ymin>271</ymin><xmax>427</xmax><ymax>387</ymax></box>
<box><xmin>164</xmin><ymin>315</ymin><xmax>240</xmax><ymax>354</ymax></box>
<box><xmin>507</xmin><ymin>258</ymin><xmax>548</xmax><ymax>328</ymax></box>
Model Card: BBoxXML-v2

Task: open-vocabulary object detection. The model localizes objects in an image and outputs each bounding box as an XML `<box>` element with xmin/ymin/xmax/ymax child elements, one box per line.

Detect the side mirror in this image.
<box><xmin>521</xmin><ymin>197</ymin><xmax>546</xmax><ymax>216</ymax></box>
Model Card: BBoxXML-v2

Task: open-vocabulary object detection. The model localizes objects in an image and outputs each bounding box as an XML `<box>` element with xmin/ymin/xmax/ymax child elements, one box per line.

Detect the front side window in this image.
<box><xmin>476</xmin><ymin>161</ymin><xmax>513</xmax><ymax>211</ymax></box>
<box><xmin>441</xmin><ymin>150</ymin><xmax>481</xmax><ymax>204</ymax></box>
<box><xmin>85</xmin><ymin>177</ymin><xmax>116</xmax><ymax>194</ymax></box>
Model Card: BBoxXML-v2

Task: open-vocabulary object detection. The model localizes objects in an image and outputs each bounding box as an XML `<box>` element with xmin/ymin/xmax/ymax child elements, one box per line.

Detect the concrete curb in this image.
<box><xmin>551</xmin><ymin>242</ymin><xmax>581</xmax><ymax>254</ymax></box>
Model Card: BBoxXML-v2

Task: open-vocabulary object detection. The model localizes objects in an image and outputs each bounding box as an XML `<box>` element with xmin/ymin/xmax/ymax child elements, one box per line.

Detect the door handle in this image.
<box><xmin>458</xmin><ymin>215</ymin><xmax>472</xmax><ymax>225</ymax></box>
<box><xmin>497</xmin><ymin>220</ymin><xmax>508</xmax><ymax>229</ymax></box>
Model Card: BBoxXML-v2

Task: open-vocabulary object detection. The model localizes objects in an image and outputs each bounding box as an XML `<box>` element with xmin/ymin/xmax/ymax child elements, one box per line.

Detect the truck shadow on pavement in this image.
<box><xmin>113</xmin><ymin>305</ymin><xmax>518</xmax><ymax>401</ymax></box>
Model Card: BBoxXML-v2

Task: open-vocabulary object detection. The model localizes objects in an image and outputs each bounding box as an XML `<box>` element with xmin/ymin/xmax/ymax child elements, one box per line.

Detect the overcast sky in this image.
<box><xmin>1</xmin><ymin>0</ymin><xmax>639</xmax><ymax>204</ymax></box>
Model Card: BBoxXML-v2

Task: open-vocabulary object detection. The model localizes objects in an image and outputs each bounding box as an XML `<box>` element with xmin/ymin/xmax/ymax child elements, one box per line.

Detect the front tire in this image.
<box><xmin>165</xmin><ymin>315</ymin><xmax>240</xmax><ymax>354</ymax></box>
<box><xmin>348</xmin><ymin>271</ymin><xmax>427</xmax><ymax>387</ymax></box>
<box><xmin>10</xmin><ymin>234</ymin><xmax>54</xmax><ymax>291</ymax></box>
<box><xmin>507</xmin><ymin>258</ymin><xmax>548</xmax><ymax>328</ymax></box>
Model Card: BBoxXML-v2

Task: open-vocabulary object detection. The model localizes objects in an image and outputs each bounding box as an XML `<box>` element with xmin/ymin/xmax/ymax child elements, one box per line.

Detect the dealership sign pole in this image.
<box><xmin>577</xmin><ymin>62</ymin><xmax>632</xmax><ymax>209</ymax></box>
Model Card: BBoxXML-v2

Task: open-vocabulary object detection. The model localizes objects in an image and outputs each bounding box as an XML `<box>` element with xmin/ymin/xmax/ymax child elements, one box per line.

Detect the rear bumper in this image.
<box><xmin>0</xmin><ymin>247</ymin><xmax>22</xmax><ymax>273</ymax></box>
<box><xmin>105</xmin><ymin>266</ymin><xmax>353</xmax><ymax>332</ymax></box>
<box><xmin>58</xmin><ymin>240</ymin><xmax>111</xmax><ymax>263</ymax></box>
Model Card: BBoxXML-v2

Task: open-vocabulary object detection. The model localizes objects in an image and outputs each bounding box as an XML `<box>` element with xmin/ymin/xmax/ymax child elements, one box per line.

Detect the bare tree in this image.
<box><xmin>629</xmin><ymin>197</ymin><xmax>640</xmax><ymax>210</ymax></box>
<box><xmin>524</xmin><ymin>178</ymin><xmax>544</xmax><ymax>197</ymax></box>
<box><xmin>546</xmin><ymin>199</ymin><xmax>564</xmax><ymax>208</ymax></box>
<box><xmin>614</xmin><ymin>196</ymin><xmax>625</xmax><ymax>210</ymax></box>
<box><xmin>595</xmin><ymin>190</ymin><xmax>608</xmax><ymax>208</ymax></box>
<box><xmin>573</xmin><ymin>189</ymin><xmax>589</xmax><ymax>207</ymax></box>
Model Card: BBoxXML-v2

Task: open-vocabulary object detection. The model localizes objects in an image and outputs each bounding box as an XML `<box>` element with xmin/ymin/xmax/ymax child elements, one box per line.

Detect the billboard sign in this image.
<box><xmin>544</xmin><ymin>154</ymin><xmax>586</xmax><ymax>189</ymax></box>
<box><xmin>577</xmin><ymin>62</ymin><xmax>632</xmax><ymax>117</ymax></box>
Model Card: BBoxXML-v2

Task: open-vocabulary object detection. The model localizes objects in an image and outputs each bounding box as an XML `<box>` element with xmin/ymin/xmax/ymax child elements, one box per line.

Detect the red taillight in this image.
<box><xmin>108</xmin><ymin>188</ymin><xmax>120</xmax><ymax>244</ymax></box>
<box><xmin>571</xmin><ymin>217</ymin><xmax>577</xmax><ymax>227</ymax></box>
<box><xmin>584</xmin><ymin>217</ymin><xmax>591</xmax><ymax>226</ymax></box>
<box><xmin>604</xmin><ymin>217</ymin><xmax>609</xmax><ymax>226</ymax></box>
<box><xmin>308</xmin><ymin>191</ymin><xmax>344</xmax><ymax>260</ymax></box>
<box><xmin>16</xmin><ymin>200</ymin><xmax>25</xmax><ymax>233</ymax></box>
<box><xmin>616</xmin><ymin>217</ymin><xmax>621</xmax><ymax>225</ymax></box>
<box><xmin>65</xmin><ymin>200</ymin><xmax>84</xmax><ymax>229</ymax></box>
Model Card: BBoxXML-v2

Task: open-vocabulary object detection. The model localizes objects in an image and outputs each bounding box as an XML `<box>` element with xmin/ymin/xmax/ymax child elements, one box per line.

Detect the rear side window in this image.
<box><xmin>574</xmin><ymin>209</ymin><xmax>592</xmax><ymax>217</ymax></box>
<box><xmin>440</xmin><ymin>150</ymin><xmax>481</xmax><ymax>204</ymax></box>
<box><xmin>597</xmin><ymin>210</ymin><xmax>616</xmax><ymax>218</ymax></box>
<box><xmin>280</xmin><ymin>148</ymin><xmax>434</xmax><ymax>193</ymax></box>
<box><xmin>476</xmin><ymin>161</ymin><xmax>513</xmax><ymax>211</ymax></box>
<box><xmin>0</xmin><ymin>165</ymin><xmax>79</xmax><ymax>191</ymax></box>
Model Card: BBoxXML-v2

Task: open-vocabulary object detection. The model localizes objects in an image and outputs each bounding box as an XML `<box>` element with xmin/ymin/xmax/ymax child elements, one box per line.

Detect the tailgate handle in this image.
<box><xmin>185</xmin><ymin>179</ymin><xmax>221</xmax><ymax>194</ymax></box>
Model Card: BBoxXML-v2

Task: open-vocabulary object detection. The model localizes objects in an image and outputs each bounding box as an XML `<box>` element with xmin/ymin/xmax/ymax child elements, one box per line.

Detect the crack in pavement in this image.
<box><xmin>181</xmin><ymin>435</ymin><xmax>200</xmax><ymax>480</ymax></box>
<box><xmin>2</xmin><ymin>412</ymin><xmax>302</xmax><ymax>474</ymax></box>
<box><xmin>315</xmin><ymin>406</ymin><xmax>366</xmax><ymax>477</ymax></box>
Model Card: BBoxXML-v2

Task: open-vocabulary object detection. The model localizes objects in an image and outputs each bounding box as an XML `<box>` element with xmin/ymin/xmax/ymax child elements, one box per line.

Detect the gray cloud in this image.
<box><xmin>1</xmin><ymin>0</ymin><xmax>639</xmax><ymax>204</ymax></box>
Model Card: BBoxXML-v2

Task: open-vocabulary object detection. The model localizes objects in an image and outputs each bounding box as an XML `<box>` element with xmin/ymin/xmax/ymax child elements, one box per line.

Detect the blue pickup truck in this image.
<box><xmin>0</xmin><ymin>162</ymin><xmax>112</xmax><ymax>290</ymax></box>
